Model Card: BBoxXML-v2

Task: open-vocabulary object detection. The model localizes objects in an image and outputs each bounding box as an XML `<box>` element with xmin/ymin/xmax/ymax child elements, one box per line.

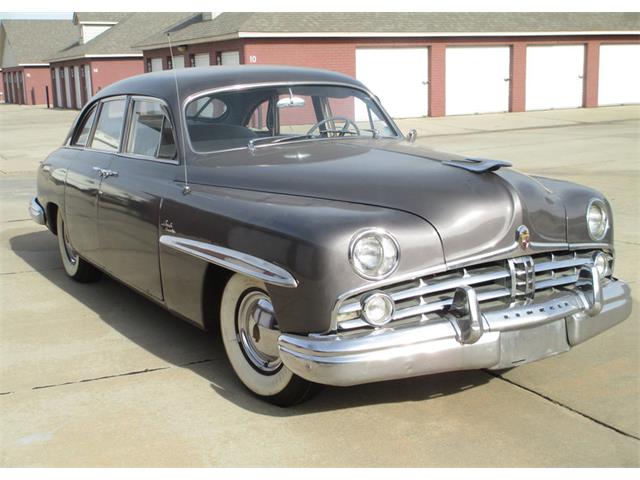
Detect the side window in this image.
<box><xmin>185</xmin><ymin>97</ymin><xmax>227</xmax><ymax>121</ymax></box>
<box><xmin>72</xmin><ymin>104</ymin><xmax>97</xmax><ymax>146</ymax></box>
<box><xmin>125</xmin><ymin>99</ymin><xmax>177</xmax><ymax>159</ymax></box>
<box><xmin>89</xmin><ymin>98</ymin><xmax>126</xmax><ymax>152</ymax></box>
<box><xmin>246</xmin><ymin>99</ymin><xmax>270</xmax><ymax>133</ymax></box>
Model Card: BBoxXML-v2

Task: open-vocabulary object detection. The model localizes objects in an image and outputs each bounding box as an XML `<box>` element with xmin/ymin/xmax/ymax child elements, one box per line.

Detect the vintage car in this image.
<box><xmin>31</xmin><ymin>65</ymin><xmax>632</xmax><ymax>406</ymax></box>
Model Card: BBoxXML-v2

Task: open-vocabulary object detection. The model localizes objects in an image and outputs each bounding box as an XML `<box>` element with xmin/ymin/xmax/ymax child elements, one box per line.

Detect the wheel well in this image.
<box><xmin>201</xmin><ymin>263</ymin><xmax>233</xmax><ymax>332</ymax></box>
<box><xmin>46</xmin><ymin>203</ymin><xmax>59</xmax><ymax>235</ymax></box>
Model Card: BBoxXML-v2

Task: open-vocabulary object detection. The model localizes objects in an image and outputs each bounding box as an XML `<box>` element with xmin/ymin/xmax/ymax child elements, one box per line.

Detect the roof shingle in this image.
<box><xmin>1</xmin><ymin>19</ymin><xmax>79</xmax><ymax>66</ymax></box>
<box><xmin>136</xmin><ymin>12</ymin><xmax>640</xmax><ymax>49</ymax></box>
<box><xmin>48</xmin><ymin>12</ymin><xmax>198</xmax><ymax>62</ymax></box>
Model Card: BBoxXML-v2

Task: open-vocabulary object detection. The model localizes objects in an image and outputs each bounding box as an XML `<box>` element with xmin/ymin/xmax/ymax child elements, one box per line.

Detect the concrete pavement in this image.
<box><xmin>1</xmin><ymin>104</ymin><xmax>638</xmax><ymax>466</ymax></box>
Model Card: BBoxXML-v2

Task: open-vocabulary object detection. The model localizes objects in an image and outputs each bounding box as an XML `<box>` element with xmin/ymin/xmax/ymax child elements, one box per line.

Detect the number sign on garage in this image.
<box><xmin>356</xmin><ymin>48</ymin><xmax>429</xmax><ymax>118</ymax></box>
<box><xmin>446</xmin><ymin>46</ymin><xmax>511</xmax><ymax>116</ymax></box>
<box><xmin>598</xmin><ymin>44</ymin><xmax>640</xmax><ymax>106</ymax></box>
<box><xmin>526</xmin><ymin>45</ymin><xmax>585</xmax><ymax>111</ymax></box>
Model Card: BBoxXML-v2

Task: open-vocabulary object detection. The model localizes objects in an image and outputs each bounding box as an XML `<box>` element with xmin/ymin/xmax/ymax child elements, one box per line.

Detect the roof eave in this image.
<box><xmin>136</xmin><ymin>32</ymin><xmax>240</xmax><ymax>50</ymax></box>
<box><xmin>137</xmin><ymin>29</ymin><xmax>640</xmax><ymax>51</ymax></box>
<box><xmin>48</xmin><ymin>53</ymin><xmax>143</xmax><ymax>63</ymax></box>
<box><xmin>237</xmin><ymin>30</ymin><xmax>640</xmax><ymax>38</ymax></box>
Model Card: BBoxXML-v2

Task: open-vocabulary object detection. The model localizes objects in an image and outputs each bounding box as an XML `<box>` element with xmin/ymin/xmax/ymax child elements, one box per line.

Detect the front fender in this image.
<box><xmin>159</xmin><ymin>183</ymin><xmax>444</xmax><ymax>333</ymax></box>
<box><xmin>532</xmin><ymin>176</ymin><xmax>613</xmax><ymax>246</ymax></box>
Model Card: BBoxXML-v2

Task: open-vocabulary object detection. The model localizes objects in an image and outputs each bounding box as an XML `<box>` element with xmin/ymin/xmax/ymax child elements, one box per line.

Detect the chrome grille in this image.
<box><xmin>336</xmin><ymin>250</ymin><xmax>603</xmax><ymax>331</ymax></box>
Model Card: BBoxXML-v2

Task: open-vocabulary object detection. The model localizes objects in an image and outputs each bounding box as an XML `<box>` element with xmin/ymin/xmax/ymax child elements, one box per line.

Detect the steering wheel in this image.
<box><xmin>306</xmin><ymin>117</ymin><xmax>361</xmax><ymax>137</ymax></box>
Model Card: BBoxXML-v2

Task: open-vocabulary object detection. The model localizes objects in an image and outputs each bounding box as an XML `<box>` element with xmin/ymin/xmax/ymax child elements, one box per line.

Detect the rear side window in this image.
<box><xmin>125</xmin><ymin>100</ymin><xmax>177</xmax><ymax>159</ymax></box>
<box><xmin>72</xmin><ymin>105</ymin><xmax>97</xmax><ymax>146</ymax></box>
<box><xmin>89</xmin><ymin>98</ymin><xmax>126</xmax><ymax>152</ymax></box>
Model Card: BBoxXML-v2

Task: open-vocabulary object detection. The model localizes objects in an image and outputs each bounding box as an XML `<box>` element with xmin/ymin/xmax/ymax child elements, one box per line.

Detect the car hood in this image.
<box><xmin>189</xmin><ymin>139</ymin><xmax>567</xmax><ymax>265</ymax></box>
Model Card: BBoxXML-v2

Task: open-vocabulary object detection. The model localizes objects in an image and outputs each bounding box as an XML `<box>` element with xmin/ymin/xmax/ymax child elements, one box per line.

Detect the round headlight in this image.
<box><xmin>361</xmin><ymin>292</ymin><xmax>395</xmax><ymax>326</ymax></box>
<box><xmin>349</xmin><ymin>229</ymin><xmax>400</xmax><ymax>280</ymax></box>
<box><xmin>587</xmin><ymin>199</ymin><xmax>609</xmax><ymax>241</ymax></box>
<box><xmin>593</xmin><ymin>251</ymin><xmax>611</xmax><ymax>279</ymax></box>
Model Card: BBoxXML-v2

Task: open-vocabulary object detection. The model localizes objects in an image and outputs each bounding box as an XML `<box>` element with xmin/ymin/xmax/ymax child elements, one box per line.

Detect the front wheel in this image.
<box><xmin>220</xmin><ymin>273</ymin><xmax>320</xmax><ymax>406</ymax></box>
<box><xmin>56</xmin><ymin>210</ymin><xmax>102</xmax><ymax>283</ymax></box>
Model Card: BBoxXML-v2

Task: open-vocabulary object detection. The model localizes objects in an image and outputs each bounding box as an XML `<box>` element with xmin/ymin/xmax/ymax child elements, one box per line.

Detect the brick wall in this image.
<box><xmin>22</xmin><ymin>67</ymin><xmax>51</xmax><ymax>105</ymax></box>
<box><xmin>142</xmin><ymin>34</ymin><xmax>638</xmax><ymax>117</ymax></box>
<box><xmin>90</xmin><ymin>58</ymin><xmax>144</xmax><ymax>95</ymax></box>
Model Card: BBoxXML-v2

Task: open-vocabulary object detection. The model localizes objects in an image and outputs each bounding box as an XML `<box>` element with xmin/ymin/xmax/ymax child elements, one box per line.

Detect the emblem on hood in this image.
<box><xmin>517</xmin><ymin>225</ymin><xmax>531</xmax><ymax>250</ymax></box>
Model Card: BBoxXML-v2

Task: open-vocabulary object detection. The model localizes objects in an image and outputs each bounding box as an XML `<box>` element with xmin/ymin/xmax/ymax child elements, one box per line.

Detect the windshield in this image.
<box><xmin>184</xmin><ymin>84</ymin><xmax>398</xmax><ymax>153</ymax></box>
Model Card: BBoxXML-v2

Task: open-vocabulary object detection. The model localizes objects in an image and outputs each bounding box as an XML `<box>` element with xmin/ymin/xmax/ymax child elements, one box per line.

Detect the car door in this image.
<box><xmin>64</xmin><ymin>97</ymin><xmax>125</xmax><ymax>265</ymax></box>
<box><xmin>97</xmin><ymin>96</ymin><xmax>179</xmax><ymax>301</ymax></box>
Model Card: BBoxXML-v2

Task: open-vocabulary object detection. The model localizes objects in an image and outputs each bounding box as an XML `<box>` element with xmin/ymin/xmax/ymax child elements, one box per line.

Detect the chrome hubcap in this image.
<box><xmin>62</xmin><ymin>221</ymin><xmax>78</xmax><ymax>265</ymax></box>
<box><xmin>236</xmin><ymin>290</ymin><xmax>282</xmax><ymax>373</ymax></box>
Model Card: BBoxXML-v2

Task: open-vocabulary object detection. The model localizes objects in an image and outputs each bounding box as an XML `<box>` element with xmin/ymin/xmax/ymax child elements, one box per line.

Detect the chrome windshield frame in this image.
<box><xmin>181</xmin><ymin>81</ymin><xmax>403</xmax><ymax>155</ymax></box>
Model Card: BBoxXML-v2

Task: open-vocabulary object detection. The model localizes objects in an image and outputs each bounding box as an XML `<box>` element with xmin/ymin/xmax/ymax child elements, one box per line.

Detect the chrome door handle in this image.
<box><xmin>92</xmin><ymin>167</ymin><xmax>118</xmax><ymax>178</ymax></box>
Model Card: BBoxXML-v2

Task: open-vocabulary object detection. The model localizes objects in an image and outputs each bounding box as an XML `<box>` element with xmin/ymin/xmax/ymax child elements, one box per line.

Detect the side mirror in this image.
<box><xmin>277</xmin><ymin>96</ymin><xmax>306</xmax><ymax>109</ymax></box>
<box><xmin>406</xmin><ymin>129</ymin><xmax>417</xmax><ymax>143</ymax></box>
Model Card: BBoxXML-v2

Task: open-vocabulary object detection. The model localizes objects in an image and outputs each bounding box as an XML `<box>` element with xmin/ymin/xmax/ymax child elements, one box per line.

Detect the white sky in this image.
<box><xmin>0</xmin><ymin>12</ymin><xmax>73</xmax><ymax>19</ymax></box>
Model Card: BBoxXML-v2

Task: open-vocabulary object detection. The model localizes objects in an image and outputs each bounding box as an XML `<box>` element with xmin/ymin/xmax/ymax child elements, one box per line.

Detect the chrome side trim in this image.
<box><xmin>29</xmin><ymin>198</ymin><xmax>45</xmax><ymax>225</ymax></box>
<box><xmin>159</xmin><ymin>235</ymin><xmax>298</xmax><ymax>288</ymax></box>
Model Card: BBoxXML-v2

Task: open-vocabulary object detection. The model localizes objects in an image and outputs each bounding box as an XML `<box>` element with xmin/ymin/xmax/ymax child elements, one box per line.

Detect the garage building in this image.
<box><xmin>138</xmin><ymin>12</ymin><xmax>640</xmax><ymax>117</ymax></box>
<box><xmin>46</xmin><ymin>12</ymin><xmax>194</xmax><ymax>109</ymax></box>
<box><xmin>0</xmin><ymin>20</ymin><xmax>78</xmax><ymax>105</ymax></box>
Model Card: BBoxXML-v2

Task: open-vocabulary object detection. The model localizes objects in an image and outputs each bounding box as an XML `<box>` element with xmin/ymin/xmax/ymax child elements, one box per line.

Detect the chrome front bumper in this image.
<box><xmin>29</xmin><ymin>197</ymin><xmax>45</xmax><ymax>225</ymax></box>
<box><xmin>277</xmin><ymin>276</ymin><xmax>632</xmax><ymax>387</ymax></box>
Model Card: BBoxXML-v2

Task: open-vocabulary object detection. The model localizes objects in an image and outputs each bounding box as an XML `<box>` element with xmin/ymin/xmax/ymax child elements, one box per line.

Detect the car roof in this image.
<box><xmin>92</xmin><ymin>65</ymin><xmax>368</xmax><ymax>106</ymax></box>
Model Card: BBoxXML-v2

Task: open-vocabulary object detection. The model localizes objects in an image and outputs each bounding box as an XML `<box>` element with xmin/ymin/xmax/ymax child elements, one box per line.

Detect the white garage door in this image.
<box><xmin>54</xmin><ymin>69</ymin><xmax>62</xmax><ymax>107</ymax></box>
<box><xmin>221</xmin><ymin>51</ymin><xmax>240</xmax><ymax>65</ymax></box>
<box><xmin>599</xmin><ymin>44</ymin><xmax>640</xmax><ymax>106</ymax></box>
<box><xmin>526</xmin><ymin>45</ymin><xmax>584</xmax><ymax>110</ymax></box>
<box><xmin>150</xmin><ymin>58</ymin><xmax>163</xmax><ymax>72</ymax></box>
<box><xmin>64</xmin><ymin>67</ymin><xmax>72</xmax><ymax>109</ymax></box>
<box><xmin>446</xmin><ymin>46</ymin><xmax>510</xmax><ymax>115</ymax></box>
<box><xmin>194</xmin><ymin>53</ymin><xmax>210</xmax><ymax>67</ymax></box>
<box><xmin>84</xmin><ymin>65</ymin><xmax>92</xmax><ymax>99</ymax></box>
<box><xmin>173</xmin><ymin>55</ymin><xmax>185</xmax><ymax>69</ymax></box>
<box><xmin>74</xmin><ymin>66</ymin><xmax>82</xmax><ymax>108</ymax></box>
<box><xmin>356</xmin><ymin>48</ymin><xmax>429</xmax><ymax>118</ymax></box>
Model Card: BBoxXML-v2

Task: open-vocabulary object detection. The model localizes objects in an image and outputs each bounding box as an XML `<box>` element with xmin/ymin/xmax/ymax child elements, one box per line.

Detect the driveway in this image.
<box><xmin>1</xmin><ymin>104</ymin><xmax>638</xmax><ymax>466</ymax></box>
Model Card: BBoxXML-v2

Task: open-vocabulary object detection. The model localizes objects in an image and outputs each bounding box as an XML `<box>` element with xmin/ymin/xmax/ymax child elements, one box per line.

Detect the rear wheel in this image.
<box><xmin>220</xmin><ymin>273</ymin><xmax>320</xmax><ymax>406</ymax></box>
<box><xmin>56</xmin><ymin>210</ymin><xmax>101</xmax><ymax>283</ymax></box>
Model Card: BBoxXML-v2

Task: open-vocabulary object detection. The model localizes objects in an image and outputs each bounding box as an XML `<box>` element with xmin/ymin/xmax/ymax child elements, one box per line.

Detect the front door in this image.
<box><xmin>97</xmin><ymin>97</ymin><xmax>178</xmax><ymax>300</ymax></box>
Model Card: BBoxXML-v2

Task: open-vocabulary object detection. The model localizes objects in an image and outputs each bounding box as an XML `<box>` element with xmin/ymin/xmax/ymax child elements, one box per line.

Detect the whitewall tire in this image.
<box><xmin>56</xmin><ymin>210</ymin><xmax>101</xmax><ymax>283</ymax></box>
<box><xmin>220</xmin><ymin>273</ymin><xmax>319</xmax><ymax>406</ymax></box>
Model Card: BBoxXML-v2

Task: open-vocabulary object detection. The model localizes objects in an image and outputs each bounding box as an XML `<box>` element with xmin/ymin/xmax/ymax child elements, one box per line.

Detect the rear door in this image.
<box><xmin>97</xmin><ymin>96</ymin><xmax>179</xmax><ymax>300</ymax></box>
<box><xmin>64</xmin><ymin>97</ymin><xmax>125</xmax><ymax>265</ymax></box>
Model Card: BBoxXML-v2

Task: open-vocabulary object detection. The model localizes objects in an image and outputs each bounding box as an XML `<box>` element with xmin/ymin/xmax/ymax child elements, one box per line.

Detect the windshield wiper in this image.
<box><xmin>320</xmin><ymin>128</ymin><xmax>385</xmax><ymax>139</ymax></box>
<box><xmin>248</xmin><ymin>134</ymin><xmax>315</xmax><ymax>153</ymax></box>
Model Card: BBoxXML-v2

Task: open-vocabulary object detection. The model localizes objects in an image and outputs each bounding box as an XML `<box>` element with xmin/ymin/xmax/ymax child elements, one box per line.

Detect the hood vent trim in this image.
<box><xmin>443</xmin><ymin>157</ymin><xmax>512</xmax><ymax>173</ymax></box>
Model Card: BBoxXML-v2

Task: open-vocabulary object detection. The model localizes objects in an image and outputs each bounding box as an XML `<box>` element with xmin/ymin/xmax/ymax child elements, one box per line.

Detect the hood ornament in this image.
<box><xmin>517</xmin><ymin>225</ymin><xmax>531</xmax><ymax>250</ymax></box>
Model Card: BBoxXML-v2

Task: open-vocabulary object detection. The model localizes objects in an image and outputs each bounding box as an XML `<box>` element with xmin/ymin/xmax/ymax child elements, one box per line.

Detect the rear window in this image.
<box><xmin>89</xmin><ymin>98</ymin><xmax>126</xmax><ymax>152</ymax></box>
